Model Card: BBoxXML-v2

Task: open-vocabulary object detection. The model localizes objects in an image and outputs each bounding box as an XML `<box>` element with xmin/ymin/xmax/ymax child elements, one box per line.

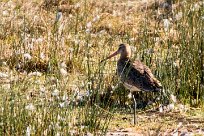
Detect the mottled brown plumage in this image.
<box><xmin>118</xmin><ymin>58</ymin><xmax>162</xmax><ymax>92</ymax></box>
<box><xmin>101</xmin><ymin>43</ymin><xmax>162</xmax><ymax>125</ymax></box>
<box><xmin>102</xmin><ymin>44</ymin><xmax>162</xmax><ymax>92</ymax></box>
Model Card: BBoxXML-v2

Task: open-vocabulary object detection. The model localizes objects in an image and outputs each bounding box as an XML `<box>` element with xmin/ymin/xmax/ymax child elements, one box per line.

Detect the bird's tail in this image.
<box><xmin>154</xmin><ymin>79</ymin><xmax>163</xmax><ymax>92</ymax></box>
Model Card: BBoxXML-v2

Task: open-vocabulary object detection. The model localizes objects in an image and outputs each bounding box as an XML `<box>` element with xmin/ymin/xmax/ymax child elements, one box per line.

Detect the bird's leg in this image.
<box><xmin>132</xmin><ymin>93</ymin><xmax>137</xmax><ymax>125</ymax></box>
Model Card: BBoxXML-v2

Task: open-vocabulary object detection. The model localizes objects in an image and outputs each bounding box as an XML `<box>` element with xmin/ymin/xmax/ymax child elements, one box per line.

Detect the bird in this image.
<box><xmin>101</xmin><ymin>44</ymin><xmax>162</xmax><ymax>125</ymax></box>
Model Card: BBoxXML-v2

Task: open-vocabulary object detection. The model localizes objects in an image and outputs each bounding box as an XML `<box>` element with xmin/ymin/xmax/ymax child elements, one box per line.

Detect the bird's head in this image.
<box><xmin>101</xmin><ymin>44</ymin><xmax>131</xmax><ymax>62</ymax></box>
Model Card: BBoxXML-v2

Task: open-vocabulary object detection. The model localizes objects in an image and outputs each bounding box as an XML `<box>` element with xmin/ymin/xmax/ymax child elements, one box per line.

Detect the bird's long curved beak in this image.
<box><xmin>100</xmin><ymin>50</ymin><xmax>119</xmax><ymax>63</ymax></box>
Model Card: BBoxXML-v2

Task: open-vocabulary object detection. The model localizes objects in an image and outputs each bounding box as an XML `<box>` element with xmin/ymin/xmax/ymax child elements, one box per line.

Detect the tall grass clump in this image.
<box><xmin>119</xmin><ymin>0</ymin><xmax>204</xmax><ymax>107</ymax></box>
<box><xmin>155</xmin><ymin>1</ymin><xmax>204</xmax><ymax>106</ymax></box>
<box><xmin>174</xmin><ymin>1</ymin><xmax>204</xmax><ymax>105</ymax></box>
<box><xmin>0</xmin><ymin>0</ymin><xmax>114</xmax><ymax>135</ymax></box>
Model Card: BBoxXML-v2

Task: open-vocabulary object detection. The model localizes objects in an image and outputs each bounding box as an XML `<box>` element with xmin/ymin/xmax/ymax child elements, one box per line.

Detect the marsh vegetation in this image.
<box><xmin>0</xmin><ymin>0</ymin><xmax>203</xmax><ymax>135</ymax></box>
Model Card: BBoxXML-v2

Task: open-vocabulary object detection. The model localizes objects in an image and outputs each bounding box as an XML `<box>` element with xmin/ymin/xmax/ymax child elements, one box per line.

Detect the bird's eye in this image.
<box><xmin>118</xmin><ymin>44</ymin><xmax>125</xmax><ymax>51</ymax></box>
<box><xmin>119</xmin><ymin>45</ymin><xmax>123</xmax><ymax>49</ymax></box>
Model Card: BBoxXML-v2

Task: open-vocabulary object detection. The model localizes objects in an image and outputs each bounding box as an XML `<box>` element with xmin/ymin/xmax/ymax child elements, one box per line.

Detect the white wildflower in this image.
<box><xmin>129</xmin><ymin>38</ymin><xmax>135</xmax><ymax>41</ymax></box>
<box><xmin>28</xmin><ymin>72</ymin><xmax>42</xmax><ymax>77</ymax></box>
<box><xmin>7</xmin><ymin>1</ymin><xmax>15</xmax><ymax>9</ymax></box>
<box><xmin>163</xmin><ymin>19</ymin><xmax>170</xmax><ymax>32</ymax></box>
<box><xmin>74</xmin><ymin>39</ymin><xmax>80</xmax><ymax>45</ymax></box>
<box><xmin>57</xmin><ymin>115</ymin><xmax>61</xmax><ymax>121</ymax></box>
<box><xmin>154</xmin><ymin>37</ymin><xmax>160</xmax><ymax>42</ymax></box>
<box><xmin>59</xmin><ymin>102</ymin><xmax>65</xmax><ymax>108</ymax></box>
<box><xmin>147</xmin><ymin>101</ymin><xmax>153</xmax><ymax>105</ymax></box>
<box><xmin>177</xmin><ymin>122</ymin><xmax>182</xmax><ymax>128</ymax></box>
<box><xmin>56</xmin><ymin>11</ymin><xmax>63</xmax><ymax>22</ymax></box>
<box><xmin>86</xmin><ymin>28</ymin><xmax>91</xmax><ymax>33</ymax></box>
<box><xmin>86</xmin><ymin>90</ymin><xmax>92</xmax><ymax>97</ymax></box>
<box><xmin>98</xmin><ymin>30</ymin><xmax>106</xmax><ymax>34</ymax></box>
<box><xmin>50</xmin><ymin>77</ymin><xmax>58</xmax><ymax>84</ymax></box>
<box><xmin>80</xmin><ymin>125</ymin><xmax>85</xmax><ymax>130</ymax></box>
<box><xmin>52</xmin><ymin>89</ymin><xmax>59</xmax><ymax>96</ymax></box>
<box><xmin>108</xmin><ymin>23</ymin><xmax>112</xmax><ymax>28</ymax></box>
<box><xmin>15</xmin><ymin>50</ymin><xmax>24</xmax><ymax>55</ymax></box>
<box><xmin>15</xmin><ymin>63</ymin><xmax>22</xmax><ymax>70</ymax></box>
<box><xmin>27</xmin><ymin>43</ymin><xmax>33</xmax><ymax>50</ymax></box>
<box><xmin>173</xmin><ymin>61</ymin><xmax>179</xmax><ymax>68</ymax></box>
<box><xmin>146</xmin><ymin>48</ymin><xmax>154</xmax><ymax>55</ymax></box>
<box><xmin>74</xmin><ymin>89</ymin><xmax>80</xmax><ymax>96</ymax></box>
<box><xmin>26</xmin><ymin>125</ymin><xmax>31</xmax><ymax>136</ymax></box>
<box><xmin>33</xmin><ymin>15</ymin><xmax>39</xmax><ymax>22</ymax></box>
<box><xmin>60</xmin><ymin>62</ymin><xmax>67</xmax><ymax>69</ymax></box>
<box><xmin>113</xmin><ymin>10</ymin><xmax>117</xmax><ymax>16</ymax></box>
<box><xmin>55</xmin><ymin>123</ymin><xmax>61</xmax><ymax>130</ymax></box>
<box><xmin>93</xmin><ymin>15</ymin><xmax>100</xmax><ymax>22</ymax></box>
<box><xmin>113</xmin><ymin>10</ymin><xmax>122</xmax><ymax>17</ymax></box>
<box><xmin>178</xmin><ymin>104</ymin><xmax>184</xmax><ymax>110</ymax></box>
<box><xmin>167</xmin><ymin>103</ymin><xmax>174</xmax><ymax>110</ymax></box>
<box><xmin>40</xmin><ymin>52</ymin><xmax>45</xmax><ymax>60</ymax></box>
<box><xmin>36</xmin><ymin>37</ymin><xmax>44</xmax><ymax>43</ymax></box>
<box><xmin>23</xmin><ymin>53</ymin><xmax>32</xmax><ymax>60</ymax></box>
<box><xmin>2</xmin><ymin>10</ymin><xmax>9</xmax><ymax>17</ymax></box>
<box><xmin>76</xmin><ymin>94</ymin><xmax>83</xmax><ymax>102</ymax></box>
<box><xmin>40</xmin><ymin>86</ymin><xmax>46</xmax><ymax>93</ymax></box>
<box><xmin>86</xmin><ymin>132</ymin><xmax>94</xmax><ymax>136</ymax></box>
<box><xmin>2</xmin><ymin>61</ymin><xmax>7</xmax><ymax>66</ymax></box>
<box><xmin>25</xmin><ymin>103</ymin><xmax>35</xmax><ymax>111</ymax></box>
<box><xmin>159</xmin><ymin>105</ymin><xmax>163</xmax><ymax>113</ymax></box>
<box><xmin>111</xmin><ymin>85</ymin><xmax>116</xmax><ymax>90</ymax></box>
<box><xmin>39</xmin><ymin>86</ymin><xmax>46</xmax><ymax>97</ymax></box>
<box><xmin>59</xmin><ymin>101</ymin><xmax>69</xmax><ymax>108</ymax></box>
<box><xmin>170</xmin><ymin>94</ymin><xmax>177</xmax><ymax>103</ymax></box>
<box><xmin>127</xmin><ymin>93</ymin><xmax>132</xmax><ymax>99</ymax></box>
<box><xmin>60</xmin><ymin>68</ymin><xmax>68</xmax><ymax>76</ymax></box>
<box><xmin>86</xmin><ymin>22</ymin><xmax>92</xmax><ymax>28</ymax></box>
<box><xmin>0</xmin><ymin>72</ymin><xmax>8</xmax><ymax>78</ymax></box>
<box><xmin>2</xmin><ymin>84</ymin><xmax>11</xmax><ymax>90</ymax></box>
<box><xmin>62</xmin><ymin>94</ymin><xmax>68</xmax><ymax>101</ymax></box>
<box><xmin>56</xmin><ymin>132</ymin><xmax>60</xmax><ymax>136</ymax></box>
<box><xmin>70</xmin><ymin>130</ymin><xmax>77</xmax><ymax>135</ymax></box>
<box><xmin>75</xmin><ymin>3</ymin><xmax>81</xmax><ymax>8</ymax></box>
<box><xmin>69</xmin><ymin>48</ymin><xmax>74</xmax><ymax>52</ymax></box>
<box><xmin>34</xmin><ymin>80</ymin><xmax>41</xmax><ymax>84</ymax></box>
<box><xmin>69</xmin><ymin>14</ymin><xmax>73</xmax><ymax>18</ymax></box>
<box><xmin>175</xmin><ymin>12</ymin><xmax>183</xmax><ymax>21</ymax></box>
<box><xmin>192</xmin><ymin>3</ymin><xmax>200</xmax><ymax>11</ymax></box>
<box><xmin>178</xmin><ymin>104</ymin><xmax>188</xmax><ymax>112</ymax></box>
<box><xmin>201</xmin><ymin>16</ymin><xmax>204</xmax><ymax>20</ymax></box>
<box><xmin>130</xmin><ymin>46</ymin><xmax>136</xmax><ymax>53</ymax></box>
<box><xmin>58</xmin><ymin>23</ymin><xmax>64</xmax><ymax>34</ymax></box>
<box><xmin>26</xmin><ymin>94</ymin><xmax>30</xmax><ymax>100</ymax></box>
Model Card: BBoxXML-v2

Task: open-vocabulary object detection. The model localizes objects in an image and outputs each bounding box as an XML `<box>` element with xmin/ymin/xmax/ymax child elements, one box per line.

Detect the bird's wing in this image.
<box><xmin>129</xmin><ymin>60</ymin><xmax>162</xmax><ymax>91</ymax></box>
<box><xmin>132</xmin><ymin>60</ymin><xmax>145</xmax><ymax>74</ymax></box>
<box><xmin>143</xmin><ymin>65</ymin><xmax>162</xmax><ymax>88</ymax></box>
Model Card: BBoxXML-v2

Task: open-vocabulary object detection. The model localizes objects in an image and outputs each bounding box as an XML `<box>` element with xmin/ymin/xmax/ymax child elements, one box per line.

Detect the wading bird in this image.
<box><xmin>101</xmin><ymin>44</ymin><xmax>162</xmax><ymax>125</ymax></box>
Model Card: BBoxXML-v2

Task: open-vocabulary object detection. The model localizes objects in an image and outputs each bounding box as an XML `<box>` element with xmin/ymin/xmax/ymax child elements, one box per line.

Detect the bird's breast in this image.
<box><xmin>123</xmin><ymin>82</ymin><xmax>141</xmax><ymax>92</ymax></box>
<box><xmin>117</xmin><ymin>59</ymin><xmax>130</xmax><ymax>77</ymax></box>
<box><xmin>117</xmin><ymin>59</ymin><xmax>141</xmax><ymax>92</ymax></box>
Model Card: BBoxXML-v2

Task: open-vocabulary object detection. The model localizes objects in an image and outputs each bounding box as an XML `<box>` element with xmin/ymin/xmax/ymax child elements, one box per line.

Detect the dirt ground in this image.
<box><xmin>107</xmin><ymin>107</ymin><xmax>204</xmax><ymax>136</ymax></box>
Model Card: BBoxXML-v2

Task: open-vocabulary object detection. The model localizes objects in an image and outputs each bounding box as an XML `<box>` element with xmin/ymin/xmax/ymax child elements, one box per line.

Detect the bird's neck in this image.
<box><xmin>119</xmin><ymin>56</ymin><xmax>131</xmax><ymax>62</ymax></box>
<box><xmin>120</xmin><ymin>52</ymin><xmax>131</xmax><ymax>60</ymax></box>
<box><xmin>120</xmin><ymin>55</ymin><xmax>130</xmax><ymax>60</ymax></box>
